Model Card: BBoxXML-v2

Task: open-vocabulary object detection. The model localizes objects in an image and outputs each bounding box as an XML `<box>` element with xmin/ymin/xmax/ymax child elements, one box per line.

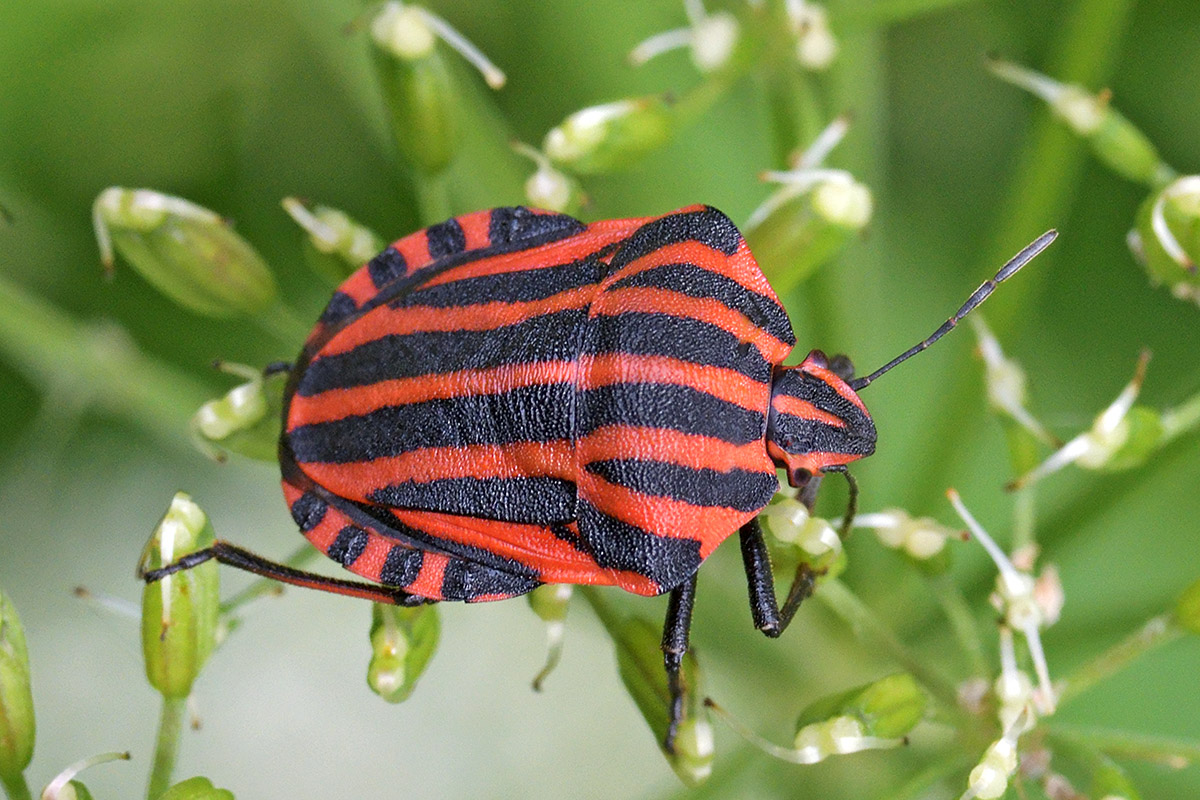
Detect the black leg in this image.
<box><xmin>140</xmin><ymin>540</ymin><xmax>431</xmax><ymax>607</ymax></box>
<box><xmin>661</xmin><ymin>573</ymin><xmax>698</xmax><ymax>754</ymax></box>
<box><xmin>738</xmin><ymin>518</ymin><xmax>817</xmax><ymax>638</ymax></box>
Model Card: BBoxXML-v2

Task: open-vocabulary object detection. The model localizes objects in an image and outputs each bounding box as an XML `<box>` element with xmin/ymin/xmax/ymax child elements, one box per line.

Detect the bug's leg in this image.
<box><xmin>140</xmin><ymin>540</ymin><xmax>431</xmax><ymax>606</ymax></box>
<box><xmin>661</xmin><ymin>572</ymin><xmax>698</xmax><ymax>754</ymax></box>
<box><xmin>738</xmin><ymin>518</ymin><xmax>816</xmax><ymax>638</ymax></box>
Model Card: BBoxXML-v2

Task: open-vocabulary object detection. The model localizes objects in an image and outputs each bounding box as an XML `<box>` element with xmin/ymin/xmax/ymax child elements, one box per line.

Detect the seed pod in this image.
<box><xmin>281</xmin><ymin>198</ymin><xmax>384</xmax><ymax>285</ymax></box>
<box><xmin>543</xmin><ymin>97</ymin><xmax>676</xmax><ymax>175</ymax></box>
<box><xmin>0</xmin><ymin>588</ymin><xmax>34</xmax><ymax>782</ymax></box>
<box><xmin>366</xmin><ymin>603</ymin><xmax>440</xmax><ymax>704</ymax></box>
<box><xmin>795</xmin><ymin>672</ymin><xmax>926</xmax><ymax>741</ymax></box>
<box><xmin>140</xmin><ymin>493</ymin><xmax>220</xmax><ymax>699</ymax></box>
<box><xmin>93</xmin><ymin>188</ymin><xmax>277</xmax><ymax>317</ymax></box>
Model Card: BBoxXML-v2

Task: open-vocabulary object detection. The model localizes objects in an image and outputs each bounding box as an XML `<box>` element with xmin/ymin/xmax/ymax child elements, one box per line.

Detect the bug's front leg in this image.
<box><xmin>738</xmin><ymin>517</ymin><xmax>818</xmax><ymax>638</ymax></box>
<box><xmin>660</xmin><ymin>573</ymin><xmax>698</xmax><ymax>754</ymax></box>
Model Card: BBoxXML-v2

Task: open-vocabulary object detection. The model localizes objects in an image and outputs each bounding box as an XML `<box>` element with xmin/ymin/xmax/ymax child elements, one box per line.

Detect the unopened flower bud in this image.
<box><xmin>93</xmin><ymin>188</ymin><xmax>277</xmax><ymax>317</ymax></box>
<box><xmin>370</xmin><ymin>2</ymin><xmax>505</xmax><ymax>175</ymax></box>
<box><xmin>367</xmin><ymin>603</ymin><xmax>440</xmax><ymax>704</ymax></box>
<box><xmin>191</xmin><ymin>365</ymin><xmax>287</xmax><ymax>463</ymax></box>
<box><xmin>796</xmin><ymin>672</ymin><xmax>927</xmax><ymax>743</ymax></box>
<box><xmin>511</xmin><ymin>143</ymin><xmax>586</xmax><ymax>215</ymax></box>
<box><xmin>787</xmin><ymin>1</ymin><xmax>838</xmax><ymax>69</ymax></box>
<box><xmin>527</xmin><ymin>584</ymin><xmax>572</xmax><ymax>690</ymax></box>
<box><xmin>281</xmin><ymin>198</ymin><xmax>384</xmax><ymax>284</ymax></box>
<box><xmin>157</xmin><ymin>777</ymin><xmax>236</xmax><ymax>800</ymax></box>
<box><xmin>629</xmin><ymin>1</ymin><xmax>741</xmax><ymax>74</ymax></box>
<box><xmin>761</xmin><ymin>499</ymin><xmax>842</xmax><ymax>565</ymax></box>
<box><xmin>855</xmin><ymin>508</ymin><xmax>957</xmax><ymax>573</ymax></box>
<box><xmin>668</xmin><ymin>714</ymin><xmax>715</xmax><ymax>786</ymax></box>
<box><xmin>140</xmin><ymin>493</ymin><xmax>219</xmax><ymax>699</ymax></box>
<box><xmin>1129</xmin><ymin>176</ymin><xmax>1200</xmax><ymax>306</ymax></box>
<box><xmin>543</xmin><ymin>97</ymin><xmax>675</xmax><ymax>175</ymax></box>
<box><xmin>988</xmin><ymin>60</ymin><xmax>1172</xmax><ymax>187</ymax></box>
<box><xmin>0</xmin><ymin>588</ymin><xmax>35</xmax><ymax>781</ymax></box>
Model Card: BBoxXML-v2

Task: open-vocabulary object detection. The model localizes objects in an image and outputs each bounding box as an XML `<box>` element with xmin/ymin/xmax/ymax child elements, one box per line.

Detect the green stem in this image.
<box><xmin>1058</xmin><ymin>614</ymin><xmax>1184</xmax><ymax>706</ymax></box>
<box><xmin>0</xmin><ymin>773</ymin><xmax>33</xmax><ymax>800</ymax></box>
<box><xmin>0</xmin><ymin>276</ymin><xmax>211</xmax><ymax>449</ymax></box>
<box><xmin>815</xmin><ymin>579</ymin><xmax>964</xmax><ymax>714</ymax></box>
<box><xmin>219</xmin><ymin>544</ymin><xmax>322</xmax><ymax>615</ymax></box>
<box><xmin>1045</xmin><ymin>724</ymin><xmax>1200</xmax><ymax>769</ymax></box>
<box><xmin>895</xmin><ymin>0</ymin><xmax>1137</xmax><ymax>514</ymax></box>
<box><xmin>928</xmin><ymin>574</ymin><xmax>989</xmax><ymax>677</ymax></box>
<box><xmin>146</xmin><ymin>695</ymin><xmax>186</xmax><ymax>800</ymax></box>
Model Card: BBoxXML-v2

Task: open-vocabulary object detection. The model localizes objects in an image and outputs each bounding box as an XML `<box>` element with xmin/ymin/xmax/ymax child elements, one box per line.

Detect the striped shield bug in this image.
<box><xmin>144</xmin><ymin>205</ymin><xmax>1055</xmax><ymax>749</ymax></box>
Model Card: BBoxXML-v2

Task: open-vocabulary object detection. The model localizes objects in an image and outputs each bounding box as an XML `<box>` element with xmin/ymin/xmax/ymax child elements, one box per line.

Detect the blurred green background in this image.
<box><xmin>2</xmin><ymin>0</ymin><xmax>1199</xmax><ymax>797</ymax></box>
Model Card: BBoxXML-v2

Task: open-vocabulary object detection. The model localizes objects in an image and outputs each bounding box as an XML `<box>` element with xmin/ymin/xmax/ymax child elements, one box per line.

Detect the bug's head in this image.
<box><xmin>767</xmin><ymin>350</ymin><xmax>876</xmax><ymax>488</ymax></box>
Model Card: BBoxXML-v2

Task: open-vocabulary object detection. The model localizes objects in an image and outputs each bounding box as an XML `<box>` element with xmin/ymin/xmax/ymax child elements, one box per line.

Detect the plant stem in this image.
<box><xmin>0</xmin><ymin>773</ymin><xmax>32</xmax><ymax>800</ymax></box>
<box><xmin>895</xmin><ymin>0</ymin><xmax>1138</xmax><ymax>515</ymax></box>
<box><xmin>816</xmin><ymin>579</ymin><xmax>964</xmax><ymax>713</ymax></box>
<box><xmin>1057</xmin><ymin>614</ymin><xmax>1184</xmax><ymax>706</ymax></box>
<box><xmin>146</xmin><ymin>695</ymin><xmax>186</xmax><ymax>800</ymax></box>
<box><xmin>1045</xmin><ymin>724</ymin><xmax>1200</xmax><ymax>769</ymax></box>
<box><xmin>928</xmin><ymin>574</ymin><xmax>989</xmax><ymax>677</ymax></box>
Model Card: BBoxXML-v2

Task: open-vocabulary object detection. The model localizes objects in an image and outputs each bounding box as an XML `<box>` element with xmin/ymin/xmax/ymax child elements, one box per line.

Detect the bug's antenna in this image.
<box><xmin>849</xmin><ymin>229</ymin><xmax>1058</xmax><ymax>392</ymax></box>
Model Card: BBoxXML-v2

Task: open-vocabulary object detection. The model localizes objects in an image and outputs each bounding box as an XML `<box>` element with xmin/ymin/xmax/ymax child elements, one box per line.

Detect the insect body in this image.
<box><xmin>145</xmin><ymin>204</ymin><xmax>1054</xmax><ymax>749</ymax></box>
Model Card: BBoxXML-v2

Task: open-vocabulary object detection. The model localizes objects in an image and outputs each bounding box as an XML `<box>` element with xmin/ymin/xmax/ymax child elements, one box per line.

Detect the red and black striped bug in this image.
<box><xmin>145</xmin><ymin>205</ymin><xmax>1055</xmax><ymax>749</ymax></box>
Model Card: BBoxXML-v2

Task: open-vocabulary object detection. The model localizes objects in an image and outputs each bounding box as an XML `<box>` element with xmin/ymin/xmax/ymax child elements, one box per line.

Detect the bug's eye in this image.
<box><xmin>829</xmin><ymin>354</ymin><xmax>856</xmax><ymax>381</ymax></box>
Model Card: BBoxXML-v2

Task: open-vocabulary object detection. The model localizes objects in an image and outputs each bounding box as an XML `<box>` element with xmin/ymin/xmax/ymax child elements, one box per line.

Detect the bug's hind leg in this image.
<box><xmin>141</xmin><ymin>540</ymin><xmax>432</xmax><ymax>606</ymax></box>
<box><xmin>661</xmin><ymin>572</ymin><xmax>698</xmax><ymax>754</ymax></box>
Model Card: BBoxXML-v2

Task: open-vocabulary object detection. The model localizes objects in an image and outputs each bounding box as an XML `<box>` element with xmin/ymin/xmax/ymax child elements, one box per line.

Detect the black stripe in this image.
<box><xmin>320</xmin><ymin>291</ymin><xmax>358</xmax><ymax>324</ymax></box>
<box><xmin>296</xmin><ymin>308</ymin><xmax>585</xmax><ymax>396</ymax></box>
<box><xmin>328</xmin><ymin>525</ymin><xmax>369</xmax><ymax>567</ymax></box>
<box><xmin>368</xmin><ymin>247</ymin><xmax>408</xmax><ymax>289</ymax></box>
<box><xmin>395</xmin><ymin>258</ymin><xmax>601</xmax><ymax>309</ymax></box>
<box><xmin>425</xmin><ymin>218</ymin><xmax>466</xmax><ymax>258</ymax></box>
<box><xmin>578</xmin><ymin>383</ymin><xmax>765</xmax><ymax>445</ymax></box>
<box><xmin>575</xmin><ymin>501</ymin><xmax>702</xmax><ymax>593</ymax></box>
<box><xmin>769</xmin><ymin>370</ymin><xmax>876</xmax><ymax>457</ymax></box>
<box><xmin>380</xmin><ymin>546</ymin><xmax>423</xmax><ymax>586</ymax></box>
<box><xmin>441</xmin><ymin>558</ymin><xmax>540</xmax><ymax>602</ymax></box>
<box><xmin>289</xmin><ymin>492</ymin><xmax>327</xmax><ymax>532</ymax></box>
<box><xmin>608</xmin><ymin>207</ymin><xmax>741</xmax><ymax>271</ymax></box>
<box><xmin>488</xmin><ymin>206</ymin><xmax>585</xmax><ymax>247</ymax></box>
<box><xmin>368</xmin><ymin>476</ymin><xmax>577</xmax><ymax>524</ymax></box>
<box><xmin>288</xmin><ymin>383</ymin><xmax>575</xmax><ymax>463</ymax></box>
<box><xmin>609</xmin><ymin>262</ymin><xmax>795</xmax><ymax>347</ymax></box>
<box><xmin>584</xmin><ymin>311</ymin><xmax>771</xmax><ymax>382</ymax></box>
<box><xmin>586</xmin><ymin>459</ymin><xmax>776</xmax><ymax>512</ymax></box>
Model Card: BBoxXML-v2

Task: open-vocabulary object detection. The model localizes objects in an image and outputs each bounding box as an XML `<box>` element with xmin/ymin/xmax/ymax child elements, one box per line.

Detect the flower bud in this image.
<box><xmin>629</xmin><ymin>1</ymin><xmax>741</xmax><ymax>75</ymax></box>
<box><xmin>796</xmin><ymin>672</ymin><xmax>927</xmax><ymax>742</ymax></box>
<box><xmin>0</xmin><ymin>588</ymin><xmax>35</xmax><ymax>781</ymax></box>
<box><xmin>158</xmin><ymin>776</ymin><xmax>236</xmax><ymax>800</ymax></box>
<box><xmin>281</xmin><ymin>198</ymin><xmax>384</xmax><ymax>285</ymax></box>
<box><xmin>786</xmin><ymin>1</ymin><xmax>838</xmax><ymax>70</ymax></box>
<box><xmin>366</xmin><ymin>603</ymin><xmax>440</xmax><ymax>704</ymax></box>
<box><xmin>612</xmin><ymin>616</ymin><xmax>711</xmax><ymax>785</ymax></box>
<box><xmin>528</xmin><ymin>584</ymin><xmax>572</xmax><ymax>690</ymax></box>
<box><xmin>191</xmin><ymin>365</ymin><xmax>288</xmax><ymax>463</ymax></box>
<box><xmin>140</xmin><ymin>493</ymin><xmax>219</xmax><ymax>699</ymax></box>
<box><xmin>45</xmin><ymin>781</ymin><xmax>96</xmax><ymax>800</ymax></box>
<box><xmin>370</xmin><ymin>2</ymin><xmax>505</xmax><ymax>175</ymax></box>
<box><xmin>745</xmin><ymin>156</ymin><xmax>871</xmax><ymax>296</ymax></box>
<box><xmin>93</xmin><ymin>188</ymin><xmax>277</xmax><ymax>317</ymax></box>
<box><xmin>543</xmin><ymin>97</ymin><xmax>675</xmax><ymax>175</ymax></box>
<box><xmin>1174</xmin><ymin>577</ymin><xmax>1200</xmax><ymax>635</ymax></box>
<box><xmin>511</xmin><ymin>143</ymin><xmax>586</xmax><ymax>215</ymax></box>
<box><xmin>854</xmin><ymin>508</ymin><xmax>957</xmax><ymax>574</ymax></box>
<box><xmin>988</xmin><ymin>60</ymin><xmax>1172</xmax><ymax>187</ymax></box>
<box><xmin>1128</xmin><ymin>176</ymin><xmax>1200</xmax><ymax>306</ymax></box>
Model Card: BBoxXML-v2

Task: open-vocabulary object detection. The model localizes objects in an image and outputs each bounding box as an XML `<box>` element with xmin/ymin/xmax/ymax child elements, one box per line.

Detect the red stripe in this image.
<box><xmin>579</xmin><ymin>353</ymin><xmax>771</xmax><ymax>411</ymax></box>
<box><xmin>771</xmin><ymin>394</ymin><xmax>847</xmax><ymax>428</ymax></box>
<box><xmin>577</xmin><ymin>426</ymin><xmax>772</xmax><ymax>474</ymax></box>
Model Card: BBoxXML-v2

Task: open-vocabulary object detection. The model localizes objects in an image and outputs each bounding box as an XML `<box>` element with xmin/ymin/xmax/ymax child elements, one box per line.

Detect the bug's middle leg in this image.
<box><xmin>661</xmin><ymin>572</ymin><xmax>698</xmax><ymax>754</ymax></box>
<box><xmin>738</xmin><ymin>517</ymin><xmax>818</xmax><ymax>638</ymax></box>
